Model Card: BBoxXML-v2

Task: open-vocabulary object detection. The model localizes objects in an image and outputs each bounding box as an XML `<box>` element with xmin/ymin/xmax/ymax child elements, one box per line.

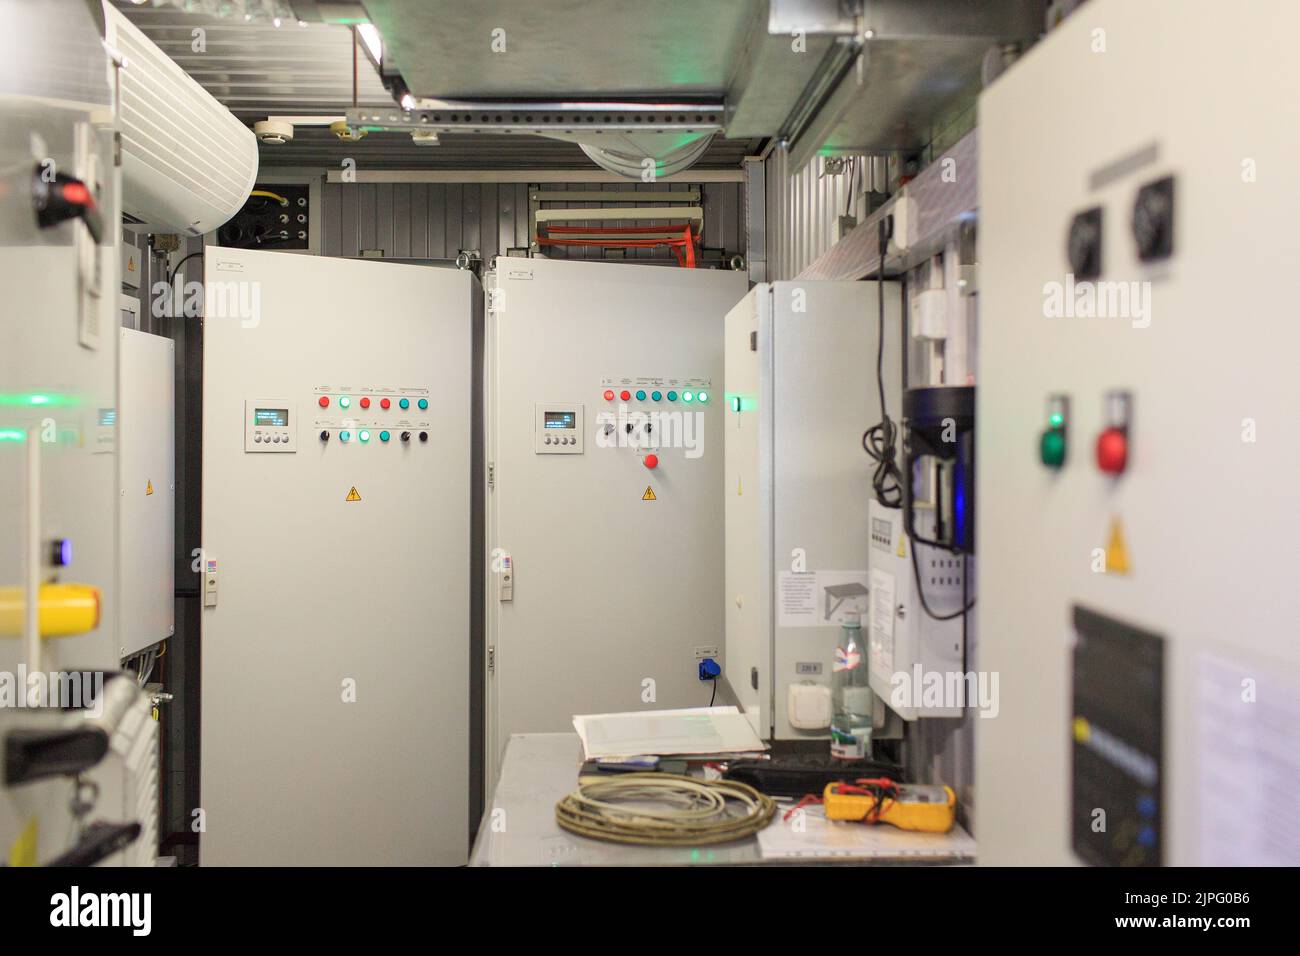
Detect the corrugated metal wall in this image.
<box><xmin>765</xmin><ymin>150</ymin><xmax>869</xmax><ymax>280</ymax></box>
<box><xmin>320</xmin><ymin>181</ymin><xmax>746</xmax><ymax>263</ymax></box>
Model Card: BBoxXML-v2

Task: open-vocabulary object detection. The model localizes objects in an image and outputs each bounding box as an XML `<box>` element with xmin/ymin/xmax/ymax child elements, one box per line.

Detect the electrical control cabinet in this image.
<box><xmin>201</xmin><ymin>247</ymin><xmax>477</xmax><ymax>865</ymax></box>
<box><xmin>486</xmin><ymin>258</ymin><xmax>746</xmax><ymax>781</ymax></box>
<box><xmin>1</xmin><ymin>0</ymin><xmax>136</xmax><ymax>866</ymax></box>
<box><xmin>118</xmin><ymin>328</ymin><xmax>175</xmax><ymax>659</ymax></box>
<box><xmin>866</xmin><ymin>501</ymin><xmax>965</xmax><ymax>720</ymax></box>
<box><xmin>978</xmin><ymin>0</ymin><xmax>1300</xmax><ymax>865</ymax></box>
<box><xmin>723</xmin><ymin>282</ymin><xmax>902</xmax><ymax>740</ymax></box>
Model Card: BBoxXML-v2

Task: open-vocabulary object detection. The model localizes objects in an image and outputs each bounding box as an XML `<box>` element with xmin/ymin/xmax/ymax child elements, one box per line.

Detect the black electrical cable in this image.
<box><xmin>863</xmin><ymin>216</ymin><xmax>902</xmax><ymax>508</ymax></box>
<box><xmin>166</xmin><ymin>251</ymin><xmax>203</xmax><ymax>286</ymax></box>
<box><xmin>709</xmin><ymin>678</ymin><xmax>717</xmax><ymax>707</ymax></box>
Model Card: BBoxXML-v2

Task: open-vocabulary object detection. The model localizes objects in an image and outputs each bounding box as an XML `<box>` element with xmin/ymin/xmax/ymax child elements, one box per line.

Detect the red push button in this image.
<box><xmin>1096</xmin><ymin>428</ymin><xmax>1127</xmax><ymax>474</ymax></box>
<box><xmin>359</xmin><ymin>397</ymin><xmax>371</xmax><ymax>409</ymax></box>
<box><xmin>603</xmin><ymin>389</ymin><xmax>615</xmax><ymax>402</ymax></box>
<box><xmin>620</xmin><ymin>390</ymin><xmax>631</xmax><ymax>401</ymax></box>
<box><xmin>318</xmin><ymin>396</ymin><xmax>329</xmax><ymax>408</ymax></box>
<box><xmin>643</xmin><ymin>454</ymin><xmax>659</xmax><ymax>469</ymax></box>
<box><xmin>380</xmin><ymin>398</ymin><xmax>391</xmax><ymax>409</ymax></box>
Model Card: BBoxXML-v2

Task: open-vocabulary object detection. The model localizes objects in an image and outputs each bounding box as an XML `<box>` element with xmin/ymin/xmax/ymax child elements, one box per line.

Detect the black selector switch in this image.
<box><xmin>1132</xmin><ymin>175</ymin><xmax>1174</xmax><ymax>262</ymax></box>
<box><xmin>400</xmin><ymin>431</ymin><xmax>411</xmax><ymax>443</ymax></box>
<box><xmin>419</xmin><ymin>432</ymin><xmax>429</xmax><ymax>443</ymax></box>
<box><xmin>1067</xmin><ymin>206</ymin><xmax>1103</xmax><ymax>279</ymax></box>
<box><xmin>319</xmin><ymin>430</ymin><xmax>329</xmax><ymax>443</ymax></box>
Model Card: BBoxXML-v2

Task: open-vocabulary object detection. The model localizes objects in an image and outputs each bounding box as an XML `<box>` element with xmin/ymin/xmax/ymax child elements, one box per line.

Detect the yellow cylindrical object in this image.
<box><xmin>0</xmin><ymin>584</ymin><xmax>101</xmax><ymax>638</ymax></box>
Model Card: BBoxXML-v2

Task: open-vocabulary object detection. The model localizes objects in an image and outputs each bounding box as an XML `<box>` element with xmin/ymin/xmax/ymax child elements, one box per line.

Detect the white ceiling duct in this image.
<box><xmin>541</xmin><ymin>130</ymin><xmax>714</xmax><ymax>180</ymax></box>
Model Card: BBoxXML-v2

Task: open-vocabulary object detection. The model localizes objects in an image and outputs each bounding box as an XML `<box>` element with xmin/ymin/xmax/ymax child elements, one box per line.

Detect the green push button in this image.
<box><xmin>1040</xmin><ymin>429</ymin><xmax>1066</xmax><ymax>467</ymax></box>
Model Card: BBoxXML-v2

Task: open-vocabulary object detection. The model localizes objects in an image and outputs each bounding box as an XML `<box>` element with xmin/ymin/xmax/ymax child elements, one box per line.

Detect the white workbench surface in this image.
<box><xmin>469</xmin><ymin>733</ymin><xmax>976</xmax><ymax>866</ymax></box>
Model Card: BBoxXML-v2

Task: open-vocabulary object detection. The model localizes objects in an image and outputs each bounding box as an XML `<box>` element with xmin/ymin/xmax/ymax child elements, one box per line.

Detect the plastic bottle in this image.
<box><xmin>831</xmin><ymin>611</ymin><xmax>873</xmax><ymax>759</ymax></box>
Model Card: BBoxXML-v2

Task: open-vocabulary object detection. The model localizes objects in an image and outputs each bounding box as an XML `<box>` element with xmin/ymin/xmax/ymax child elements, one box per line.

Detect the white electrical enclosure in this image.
<box><xmin>487</xmin><ymin>258</ymin><xmax>747</xmax><ymax>779</ymax></box>
<box><xmin>723</xmin><ymin>281</ymin><xmax>901</xmax><ymax>739</ymax></box>
<box><xmin>978</xmin><ymin>0</ymin><xmax>1300</xmax><ymax>865</ymax></box>
<box><xmin>201</xmin><ymin>248</ymin><xmax>476</xmax><ymax>865</ymax></box>
<box><xmin>118</xmin><ymin>328</ymin><xmax>175</xmax><ymax>659</ymax></box>
<box><xmin>865</xmin><ymin>500</ymin><xmax>965</xmax><ymax>720</ymax></box>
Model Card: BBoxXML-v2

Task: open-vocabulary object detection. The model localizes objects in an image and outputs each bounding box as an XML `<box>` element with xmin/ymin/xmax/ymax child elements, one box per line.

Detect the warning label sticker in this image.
<box><xmin>146</xmin><ymin>480</ymin><xmax>154</xmax><ymax>496</ymax></box>
<box><xmin>345</xmin><ymin>486</ymin><xmax>362</xmax><ymax>502</ymax></box>
<box><xmin>642</xmin><ymin>486</ymin><xmax>656</xmax><ymax>501</ymax></box>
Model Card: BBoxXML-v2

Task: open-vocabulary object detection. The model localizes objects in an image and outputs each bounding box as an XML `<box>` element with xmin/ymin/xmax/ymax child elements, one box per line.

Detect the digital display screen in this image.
<box><xmin>544</xmin><ymin>411</ymin><xmax>575</xmax><ymax>429</ymax></box>
<box><xmin>255</xmin><ymin>408</ymin><xmax>289</xmax><ymax>427</ymax></box>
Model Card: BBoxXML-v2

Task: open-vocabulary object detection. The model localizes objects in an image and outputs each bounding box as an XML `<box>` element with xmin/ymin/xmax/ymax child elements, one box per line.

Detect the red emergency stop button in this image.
<box><xmin>1096</xmin><ymin>428</ymin><xmax>1127</xmax><ymax>474</ymax></box>
<box><xmin>359</xmin><ymin>397</ymin><xmax>371</xmax><ymax>409</ymax></box>
<box><xmin>643</xmin><ymin>454</ymin><xmax>658</xmax><ymax>469</ymax></box>
<box><xmin>620</xmin><ymin>390</ymin><xmax>631</xmax><ymax>401</ymax></box>
<box><xmin>318</xmin><ymin>396</ymin><xmax>329</xmax><ymax>408</ymax></box>
<box><xmin>380</xmin><ymin>398</ymin><xmax>391</xmax><ymax>409</ymax></box>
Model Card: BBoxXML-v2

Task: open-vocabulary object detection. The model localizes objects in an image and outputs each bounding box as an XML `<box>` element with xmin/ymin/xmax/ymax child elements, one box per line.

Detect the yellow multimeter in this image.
<box><xmin>823</xmin><ymin>782</ymin><xmax>957</xmax><ymax>833</ymax></box>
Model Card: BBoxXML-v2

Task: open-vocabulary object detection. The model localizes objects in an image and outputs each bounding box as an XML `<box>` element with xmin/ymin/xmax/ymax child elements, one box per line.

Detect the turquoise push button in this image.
<box><xmin>340</xmin><ymin>430</ymin><xmax>351</xmax><ymax>442</ymax></box>
<box><xmin>380</xmin><ymin>430</ymin><xmax>390</xmax><ymax>442</ymax></box>
<box><xmin>635</xmin><ymin>390</ymin><xmax>646</xmax><ymax>401</ymax></box>
<box><xmin>651</xmin><ymin>391</ymin><xmax>662</xmax><ymax>401</ymax></box>
<box><xmin>666</xmin><ymin>391</ymin><xmax>678</xmax><ymax>402</ymax></box>
<box><xmin>399</xmin><ymin>398</ymin><xmax>410</xmax><ymax>410</ymax></box>
<box><xmin>418</xmin><ymin>398</ymin><xmax>429</xmax><ymax>410</ymax></box>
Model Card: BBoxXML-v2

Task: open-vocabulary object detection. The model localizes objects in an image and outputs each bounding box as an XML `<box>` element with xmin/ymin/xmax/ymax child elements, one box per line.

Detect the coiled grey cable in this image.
<box><xmin>555</xmin><ymin>773</ymin><xmax>777</xmax><ymax>846</ymax></box>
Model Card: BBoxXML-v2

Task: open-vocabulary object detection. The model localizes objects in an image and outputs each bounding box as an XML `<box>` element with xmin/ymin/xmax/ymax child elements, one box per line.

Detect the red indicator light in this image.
<box><xmin>603</xmin><ymin>389</ymin><xmax>615</xmax><ymax>401</ymax></box>
<box><xmin>318</xmin><ymin>396</ymin><xmax>329</xmax><ymax>408</ymax></box>
<box><xmin>359</xmin><ymin>397</ymin><xmax>371</xmax><ymax>409</ymax></box>
<box><xmin>1096</xmin><ymin>428</ymin><xmax>1128</xmax><ymax>474</ymax></box>
<box><xmin>380</xmin><ymin>398</ymin><xmax>391</xmax><ymax>409</ymax></box>
<box><xmin>620</xmin><ymin>390</ymin><xmax>631</xmax><ymax>401</ymax></box>
<box><xmin>643</xmin><ymin>454</ymin><xmax>659</xmax><ymax>469</ymax></box>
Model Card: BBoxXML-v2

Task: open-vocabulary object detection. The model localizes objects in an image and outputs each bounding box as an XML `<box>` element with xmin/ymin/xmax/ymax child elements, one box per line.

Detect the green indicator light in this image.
<box><xmin>666</xmin><ymin>391</ymin><xmax>677</xmax><ymax>402</ymax></box>
<box><xmin>0</xmin><ymin>429</ymin><xmax>26</xmax><ymax>443</ymax></box>
<box><xmin>697</xmin><ymin>390</ymin><xmax>708</xmax><ymax>404</ymax></box>
<box><xmin>682</xmin><ymin>391</ymin><xmax>694</xmax><ymax>403</ymax></box>
<box><xmin>635</xmin><ymin>390</ymin><xmax>646</xmax><ymax>401</ymax></box>
<box><xmin>399</xmin><ymin>398</ymin><xmax>409</xmax><ymax>409</ymax></box>
<box><xmin>418</xmin><ymin>398</ymin><xmax>429</xmax><ymax>410</ymax></box>
<box><xmin>651</xmin><ymin>391</ymin><xmax>662</xmax><ymax>402</ymax></box>
<box><xmin>340</xmin><ymin>430</ymin><xmax>350</xmax><ymax>442</ymax></box>
<box><xmin>339</xmin><ymin>396</ymin><xmax>351</xmax><ymax>409</ymax></box>
<box><xmin>359</xmin><ymin>430</ymin><xmax>370</xmax><ymax>443</ymax></box>
<box><xmin>1049</xmin><ymin>413</ymin><xmax>1064</xmax><ymax>428</ymax></box>
<box><xmin>731</xmin><ymin>396</ymin><xmax>741</xmax><ymax>413</ymax></box>
<box><xmin>380</xmin><ymin>430</ymin><xmax>390</xmax><ymax>442</ymax></box>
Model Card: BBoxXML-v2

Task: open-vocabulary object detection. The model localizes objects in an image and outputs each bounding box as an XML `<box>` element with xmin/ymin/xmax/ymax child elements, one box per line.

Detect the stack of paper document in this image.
<box><xmin>572</xmin><ymin>706</ymin><xmax>768</xmax><ymax>761</ymax></box>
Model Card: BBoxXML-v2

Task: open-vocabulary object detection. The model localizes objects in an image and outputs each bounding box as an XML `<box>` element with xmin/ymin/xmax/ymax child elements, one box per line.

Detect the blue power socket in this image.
<box><xmin>698</xmin><ymin>657</ymin><xmax>721</xmax><ymax>681</ymax></box>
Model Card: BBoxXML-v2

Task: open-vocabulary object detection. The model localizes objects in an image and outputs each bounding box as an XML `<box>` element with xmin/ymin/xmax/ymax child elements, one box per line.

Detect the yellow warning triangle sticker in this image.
<box><xmin>896</xmin><ymin>534</ymin><xmax>906</xmax><ymax>558</ymax></box>
<box><xmin>642</xmin><ymin>486</ymin><xmax>656</xmax><ymax>501</ymax></box>
<box><xmin>345</xmin><ymin>486</ymin><xmax>362</xmax><ymax>502</ymax></box>
<box><xmin>145</xmin><ymin>480</ymin><xmax>154</xmax><ymax>496</ymax></box>
<box><xmin>1105</xmin><ymin>516</ymin><xmax>1130</xmax><ymax>574</ymax></box>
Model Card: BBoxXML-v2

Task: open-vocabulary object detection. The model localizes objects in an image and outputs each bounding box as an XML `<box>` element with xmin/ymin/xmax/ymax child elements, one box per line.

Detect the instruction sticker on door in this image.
<box><xmin>869</xmin><ymin>568</ymin><xmax>896</xmax><ymax>677</ymax></box>
<box><xmin>777</xmin><ymin>570</ymin><xmax>870</xmax><ymax>628</ymax></box>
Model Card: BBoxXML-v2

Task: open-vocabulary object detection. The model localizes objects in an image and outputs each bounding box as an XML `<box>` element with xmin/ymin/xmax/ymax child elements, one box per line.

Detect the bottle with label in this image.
<box><xmin>831</xmin><ymin>611</ymin><xmax>873</xmax><ymax>759</ymax></box>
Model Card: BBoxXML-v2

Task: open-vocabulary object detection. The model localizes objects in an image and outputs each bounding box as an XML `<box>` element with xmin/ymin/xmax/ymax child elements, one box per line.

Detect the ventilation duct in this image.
<box><xmin>104</xmin><ymin>3</ymin><xmax>258</xmax><ymax>235</ymax></box>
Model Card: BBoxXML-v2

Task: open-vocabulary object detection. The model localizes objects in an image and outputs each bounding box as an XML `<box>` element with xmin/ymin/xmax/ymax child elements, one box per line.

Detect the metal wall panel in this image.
<box><xmin>322</xmin><ymin>181</ymin><xmax>747</xmax><ymax>263</ymax></box>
